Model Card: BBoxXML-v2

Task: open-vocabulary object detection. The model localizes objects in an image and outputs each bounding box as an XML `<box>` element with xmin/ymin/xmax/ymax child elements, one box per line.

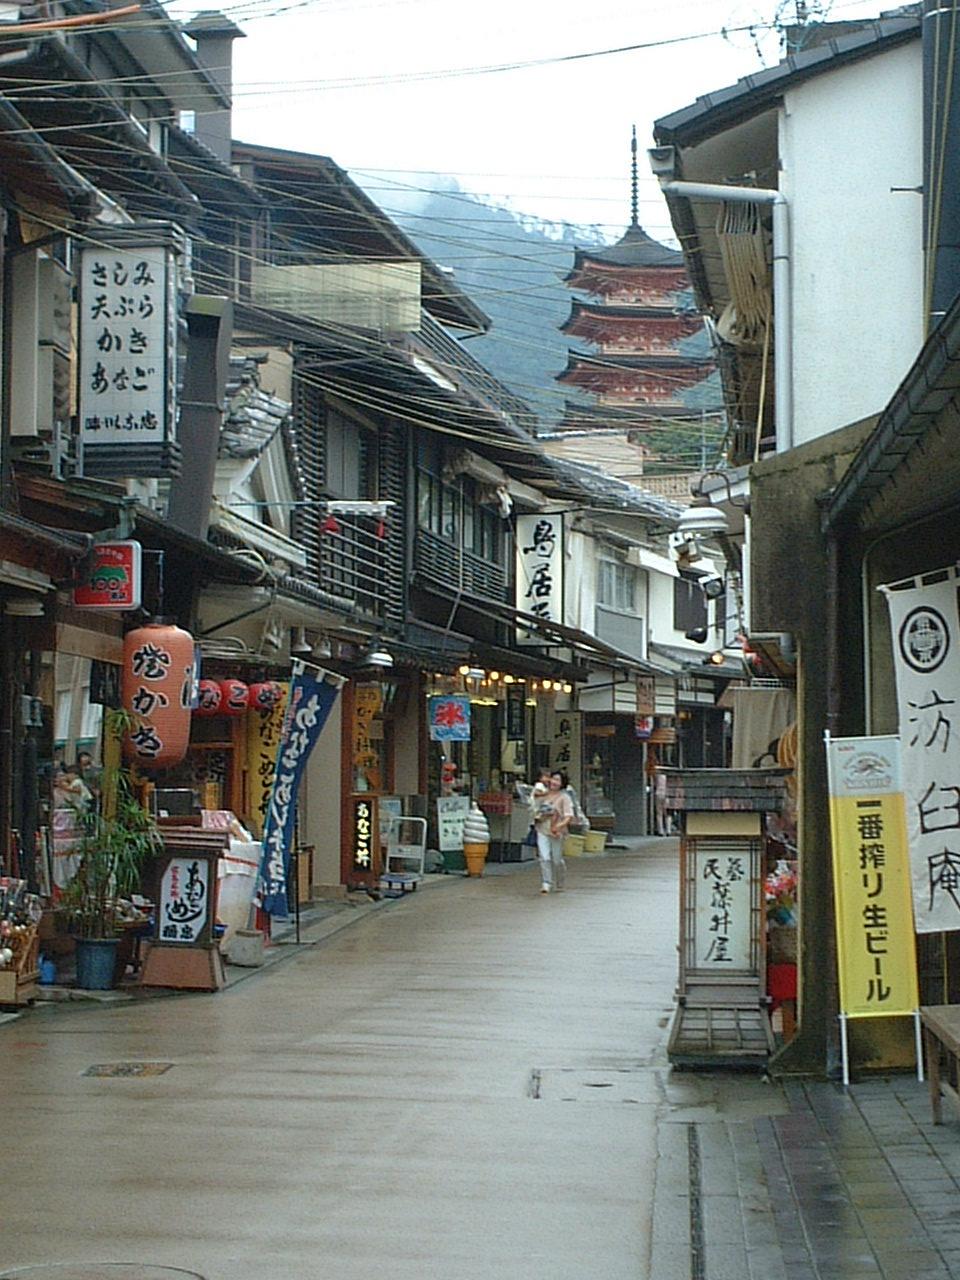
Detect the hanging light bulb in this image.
<box><xmin>489</xmin><ymin>670</ymin><xmax>500</xmax><ymax>681</ymax></box>
<box><xmin>458</xmin><ymin>664</ymin><xmax>471</xmax><ymax>676</ymax></box>
<box><xmin>562</xmin><ymin>683</ymin><xmax>573</xmax><ymax>694</ymax></box>
<box><xmin>542</xmin><ymin>679</ymin><xmax>553</xmax><ymax>692</ymax></box>
<box><xmin>503</xmin><ymin>674</ymin><xmax>515</xmax><ymax>684</ymax></box>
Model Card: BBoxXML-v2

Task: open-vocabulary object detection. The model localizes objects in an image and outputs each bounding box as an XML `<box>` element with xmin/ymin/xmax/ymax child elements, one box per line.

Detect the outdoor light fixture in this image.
<box><xmin>699</xmin><ymin>573</ymin><xmax>725</xmax><ymax>600</ymax></box>
<box><xmin>363</xmin><ymin>644</ymin><xmax>393</xmax><ymax>669</ymax></box>
<box><xmin>685</xmin><ymin>626</ymin><xmax>708</xmax><ymax>644</ymax></box>
<box><xmin>465</xmin><ymin>667</ymin><xmax>485</xmax><ymax>681</ymax></box>
<box><xmin>677</xmin><ymin>470</ymin><xmax>752</xmax><ymax>541</ymax></box>
<box><xmin>707</xmin><ymin>650</ymin><xmax>726</xmax><ymax>666</ymax></box>
<box><xmin>290</xmin><ymin>626</ymin><xmax>312</xmax><ymax>656</ymax></box>
<box><xmin>458</xmin><ymin>664</ymin><xmax>471</xmax><ymax>676</ymax></box>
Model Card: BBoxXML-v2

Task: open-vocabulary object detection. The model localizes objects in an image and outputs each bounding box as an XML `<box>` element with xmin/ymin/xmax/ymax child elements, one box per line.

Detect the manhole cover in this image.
<box><xmin>0</xmin><ymin>1268</ymin><xmax>205</xmax><ymax>1279</ymax></box>
<box><xmin>82</xmin><ymin>1063</ymin><xmax>173</xmax><ymax>1078</ymax></box>
<box><xmin>531</xmin><ymin>1067</ymin><xmax>659</xmax><ymax>1104</ymax></box>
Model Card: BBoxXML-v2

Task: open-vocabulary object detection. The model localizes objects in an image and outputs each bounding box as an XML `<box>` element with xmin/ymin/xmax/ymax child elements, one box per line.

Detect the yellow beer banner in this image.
<box><xmin>826</xmin><ymin>735</ymin><xmax>919</xmax><ymax>1019</ymax></box>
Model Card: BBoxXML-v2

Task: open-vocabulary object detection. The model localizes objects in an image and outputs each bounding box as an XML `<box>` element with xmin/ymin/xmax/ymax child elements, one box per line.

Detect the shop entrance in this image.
<box><xmin>612</xmin><ymin>718</ymin><xmax>646</xmax><ymax>837</ymax></box>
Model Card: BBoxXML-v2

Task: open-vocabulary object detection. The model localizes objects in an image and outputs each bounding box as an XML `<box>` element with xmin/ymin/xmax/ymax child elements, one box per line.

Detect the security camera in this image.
<box><xmin>699</xmin><ymin>573</ymin><xmax>725</xmax><ymax>600</ymax></box>
<box><xmin>668</xmin><ymin>529</ymin><xmax>702</xmax><ymax>564</ymax></box>
<box><xmin>648</xmin><ymin>145</ymin><xmax>677</xmax><ymax>181</ymax></box>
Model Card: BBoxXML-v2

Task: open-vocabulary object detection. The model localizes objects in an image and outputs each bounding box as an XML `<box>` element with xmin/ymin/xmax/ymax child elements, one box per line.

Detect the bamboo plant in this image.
<box><xmin>61</xmin><ymin>709</ymin><xmax>162</xmax><ymax>940</ymax></box>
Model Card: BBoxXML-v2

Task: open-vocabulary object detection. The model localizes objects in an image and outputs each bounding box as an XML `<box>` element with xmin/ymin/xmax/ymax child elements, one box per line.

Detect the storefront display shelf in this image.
<box><xmin>0</xmin><ymin>923</ymin><xmax>39</xmax><ymax>1008</ymax></box>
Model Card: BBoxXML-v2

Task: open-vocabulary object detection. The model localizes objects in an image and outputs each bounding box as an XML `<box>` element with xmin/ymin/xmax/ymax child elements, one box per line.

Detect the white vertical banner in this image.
<box><xmin>516</xmin><ymin>513</ymin><xmax>564</xmax><ymax>644</ymax></box>
<box><xmin>881</xmin><ymin>567</ymin><xmax>960</xmax><ymax>933</ymax></box>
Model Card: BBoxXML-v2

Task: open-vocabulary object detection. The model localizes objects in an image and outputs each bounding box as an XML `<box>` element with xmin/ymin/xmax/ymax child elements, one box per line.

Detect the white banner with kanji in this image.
<box><xmin>882</xmin><ymin>567</ymin><xmax>960</xmax><ymax>933</ymax></box>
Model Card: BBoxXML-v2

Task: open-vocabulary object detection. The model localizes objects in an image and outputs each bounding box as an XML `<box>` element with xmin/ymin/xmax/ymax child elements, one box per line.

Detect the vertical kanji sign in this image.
<box><xmin>516</xmin><ymin>513</ymin><xmax>564</xmax><ymax>644</ymax></box>
<box><xmin>78</xmin><ymin>226</ymin><xmax>182</xmax><ymax>478</ymax></box>
<box><xmin>882</xmin><ymin>568</ymin><xmax>960</xmax><ymax>933</ymax></box>
<box><xmin>692</xmin><ymin>848</ymin><xmax>752</xmax><ymax>970</ymax></box>
<box><xmin>826</xmin><ymin>734</ymin><xmax>918</xmax><ymax>1019</ymax></box>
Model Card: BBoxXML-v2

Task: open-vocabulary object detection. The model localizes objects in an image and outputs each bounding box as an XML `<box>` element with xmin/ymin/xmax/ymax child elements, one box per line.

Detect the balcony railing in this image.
<box><xmin>319</xmin><ymin>513</ymin><xmax>390</xmax><ymax>619</ymax></box>
<box><xmin>415</xmin><ymin>528</ymin><xmax>508</xmax><ymax>601</ymax></box>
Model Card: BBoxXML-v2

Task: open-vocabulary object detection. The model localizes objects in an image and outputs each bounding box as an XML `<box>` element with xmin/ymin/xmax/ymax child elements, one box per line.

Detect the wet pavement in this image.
<box><xmin>2</xmin><ymin>841</ymin><xmax>960</xmax><ymax>1280</ymax></box>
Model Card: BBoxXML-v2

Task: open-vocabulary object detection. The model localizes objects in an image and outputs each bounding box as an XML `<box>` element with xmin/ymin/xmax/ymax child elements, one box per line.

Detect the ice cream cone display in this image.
<box><xmin>462</xmin><ymin>803</ymin><xmax>491</xmax><ymax>877</ymax></box>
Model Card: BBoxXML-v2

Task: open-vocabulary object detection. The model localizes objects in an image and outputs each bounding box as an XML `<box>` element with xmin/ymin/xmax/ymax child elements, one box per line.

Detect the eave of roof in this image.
<box><xmin>565</xmin><ymin>223</ymin><xmax>684</xmax><ymax>273</ymax></box>
<box><xmin>232</xmin><ymin>140</ymin><xmax>490</xmax><ymax>334</ymax></box>
<box><xmin>655</xmin><ymin>11</ymin><xmax>920</xmax><ymax>148</ymax></box>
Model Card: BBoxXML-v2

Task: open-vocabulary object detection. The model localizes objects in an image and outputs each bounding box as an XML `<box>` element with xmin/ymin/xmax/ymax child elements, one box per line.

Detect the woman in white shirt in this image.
<box><xmin>533</xmin><ymin>770</ymin><xmax>574</xmax><ymax>894</ymax></box>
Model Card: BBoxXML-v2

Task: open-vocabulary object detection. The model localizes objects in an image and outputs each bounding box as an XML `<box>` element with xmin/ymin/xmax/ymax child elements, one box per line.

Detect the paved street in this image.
<box><xmin>2</xmin><ymin>841</ymin><xmax>959</xmax><ymax>1280</ymax></box>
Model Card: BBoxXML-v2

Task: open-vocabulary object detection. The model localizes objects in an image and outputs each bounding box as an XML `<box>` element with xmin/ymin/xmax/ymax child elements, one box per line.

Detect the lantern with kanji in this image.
<box><xmin>195</xmin><ymin>679</ymin><xmax>222</xmax><ymax>716</ymax></box>
<box><xmin>218</xmin><ymin>678</ymin><xmax>249</xmax><ymax>716</ymax></box>
<box><xmin>122</xmin><ymin>621</ymin><xmax>195</xmax><ymax>768</ymax></box>
<box><xmin>248</xmin><ymin>680</ymin><xmax>284</xmax><ymax>712</ymax></box>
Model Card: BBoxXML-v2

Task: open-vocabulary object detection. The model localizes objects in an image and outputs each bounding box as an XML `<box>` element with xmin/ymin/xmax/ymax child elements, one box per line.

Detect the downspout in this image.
<box><xmin>657</xmin><ymin>181</ymin><xmax>793</xmax><ymax>454</ymax></box>
<box><xmin>923</xmin><ymin>0</ymin><xmax>960</xmax><ymax>332</ymax></box>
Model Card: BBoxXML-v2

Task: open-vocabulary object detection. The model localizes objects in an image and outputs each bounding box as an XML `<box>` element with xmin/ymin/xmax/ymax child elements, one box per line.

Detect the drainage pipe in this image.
<box><xmin>658</xmin><ymin>181</ymin><xmax>792</xmax><ymax>454</ymax></box>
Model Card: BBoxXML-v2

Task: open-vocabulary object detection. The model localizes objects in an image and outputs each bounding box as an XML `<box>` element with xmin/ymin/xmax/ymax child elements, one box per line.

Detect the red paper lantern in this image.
<box><xmin>195</xmin><ymin>679</ymin><xmax>223</xmax><ymax>716</ymax></box>
<box><xmin>248</xmin><ymin>681</ymin><xmax>284</xmax><ymax>712</ymax></box>
<box><xmin>218</xmin><ymin>678</ymin><xmax>249</xmax><ymax>716</ymax></box>
<box><xmin>122</xmin><ymin>621</ymin><xmax>195</xmax><ymax>768</ymax></box>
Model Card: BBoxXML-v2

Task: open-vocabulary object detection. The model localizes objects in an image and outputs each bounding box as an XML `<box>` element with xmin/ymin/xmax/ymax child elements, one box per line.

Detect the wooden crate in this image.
<box><xmin>0</xmin><ymin>923</ymin><xmax>39</xmax><ymax>1007</ymax></box>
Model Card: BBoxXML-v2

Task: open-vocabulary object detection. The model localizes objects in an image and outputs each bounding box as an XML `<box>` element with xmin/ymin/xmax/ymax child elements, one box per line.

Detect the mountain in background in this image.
<box><xmin>367</xmin><ymin>174</ymin><xmax>596</xmax><ymax>425</ymax></box>
<box><xmin>360</xmin><ymin>173</ymin><xmax>724</xmax><ymax>470</ymax></box>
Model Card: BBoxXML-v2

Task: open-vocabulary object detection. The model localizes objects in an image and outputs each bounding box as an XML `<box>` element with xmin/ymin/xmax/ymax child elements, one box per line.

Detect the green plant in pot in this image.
<box><xmin>61</xmin><ymin>710</ymin><xmax>162</xmax><ymax>990</ymax></box>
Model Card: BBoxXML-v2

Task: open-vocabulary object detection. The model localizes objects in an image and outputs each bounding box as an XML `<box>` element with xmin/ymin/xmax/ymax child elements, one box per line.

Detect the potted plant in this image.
<box><xmin>61</xmin><ymin>712</ymin><xmax>162</xmax><ymax>990</ymax></box>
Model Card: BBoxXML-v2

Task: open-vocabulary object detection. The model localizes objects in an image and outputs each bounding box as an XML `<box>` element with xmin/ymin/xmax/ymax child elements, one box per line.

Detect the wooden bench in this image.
<box><xmin>920</xmin><ymin>1005</ymin><xmax>960</xmax><ymax>1124</ymax></box>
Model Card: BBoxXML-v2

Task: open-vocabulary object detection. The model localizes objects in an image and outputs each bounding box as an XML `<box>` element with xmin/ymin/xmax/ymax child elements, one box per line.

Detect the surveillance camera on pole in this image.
<box><xmin>668</xmin><ymin>529</ymin><xmax>702</xmax><ymax>567</ymax></box>
<box><xmin>699</xmin><ymin>572</ymin><xmax>725</xmax><ymax>600</ymax></box>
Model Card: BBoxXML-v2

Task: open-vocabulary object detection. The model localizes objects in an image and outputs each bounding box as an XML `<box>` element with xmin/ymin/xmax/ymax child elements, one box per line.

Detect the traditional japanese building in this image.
<box><xmin>553</xmin><ymin>130</ymin><xmax>722</xmax><ymax>477</ymax></box>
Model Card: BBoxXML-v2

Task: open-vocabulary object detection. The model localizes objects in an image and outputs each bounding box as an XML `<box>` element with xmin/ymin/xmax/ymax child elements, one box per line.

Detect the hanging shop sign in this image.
<box><xmin>636</xmin><ymin>676</ymin><xmax>656</xmax><ymax>717</ymax></box>
<box><xmin>77</xmin><ymin>225</ymin><xmax>183</xmax><ymax>478</ymax></box>
<box><xmin>549</xmin><ymin>710</ymin><xmax>581</xmax><ymax>789</ymax></box>
<box><xmin>505</xmin><ymin>683</ymin><xmax>525</xmax><ymax>742</ymax></box>
<box><xmin>158</xmin><ymin>855</ymin><xmax>212</xmax><ymax>945</ymax></box>
<box><xmin>428</xmin><ymin>694</ymin><xmax>471</xmax><ymax>742</ymax></box>
<box><xmin>351</xmin><ymin>795</ymin><xmax>377</xmax><ymax>876</ymax></box>
<box><xmin>516</xmin><ymin>513</ymin><xmax>564</xmax><ymax>645</ymax></box>
<box><xmin>245</xmin><ymin>682</ymin><xmax>289</xmax><ymax>839</ymax></box>
<box><xmin>354</xmin><ymin>683</ymin><xmax>384</xmax><ymax>789</ymax></box>
<box><xmin>635</xmin><ymin>715</ymin><xmax>654</xmax><ymax>740</ymax></box>
<box><xmin>437</xmin><ymin>794</ymin><xmax>470</xmax><ymax>852</ymax></box>
<box><xmin>121</xmin><ymin>621</ymin><xmax>195</xmax><ymax>768</ymax></box>
<box><xmin>825</xmin><ymin>733</ymin><xmax>918</xmax><ymax>1019</ymax></box>
<box><xmin>881</xmin><ymin>567</ymin><xmax>960</xmax><ymax>933</ymax></box>
<box><xmin>258</xmin><ymin>666</ymin><xmax>343</xmax><ymax>917</ymax></box>
<box><xmin>73</xmin><ymin>541</ymin><xmax>142</xmax><ymax>611</ymax></box>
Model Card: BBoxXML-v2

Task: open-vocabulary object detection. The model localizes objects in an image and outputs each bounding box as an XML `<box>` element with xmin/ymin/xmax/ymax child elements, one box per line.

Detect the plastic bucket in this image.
<box><xmin>563</xmin><ymin>834</ymin><xmax>585</xmax><ymax>858</ymax></box>
<box><xmin>75</xmin><ymin>937</ymin><xmax>120</xmax><ymax>990</ymax></box>
<box><xmin>583</xmin><ymin>830</ymin><xmax>606</xmax><ymax>854</ymax></box>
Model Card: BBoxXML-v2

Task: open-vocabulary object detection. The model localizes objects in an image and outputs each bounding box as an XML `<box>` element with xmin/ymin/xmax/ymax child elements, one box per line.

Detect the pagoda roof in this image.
<box><xmin>558</xmin><ymin>400</ymin><xmax>717</xmax><ymax>425</ymax></box>
<box><xmin>566</xmin><ymin>223</ymin><xmax>684</xmax><ymax>277</ymax></box>
<box><xmin>559</xmin><ymin>350</ymin><xmax>715</xmax><ymax>376</ymax></box>
<box><xmin>561</xmin><ymin>299</ymin><xmax>700</xmax><ymax>332</ymax></box>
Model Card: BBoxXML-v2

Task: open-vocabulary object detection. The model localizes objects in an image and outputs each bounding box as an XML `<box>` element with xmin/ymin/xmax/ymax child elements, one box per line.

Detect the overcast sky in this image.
<box><xmin>176</xmin><ymin>0</ymin><xmax>887</xmax><ymax>237</ymax></box>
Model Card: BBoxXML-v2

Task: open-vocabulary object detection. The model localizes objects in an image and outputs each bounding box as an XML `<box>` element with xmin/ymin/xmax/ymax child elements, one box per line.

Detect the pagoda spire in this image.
<box><xmin>630</xmin><ymin>124</ymin><xmax>639</xmax><ymax>228</ymax></box>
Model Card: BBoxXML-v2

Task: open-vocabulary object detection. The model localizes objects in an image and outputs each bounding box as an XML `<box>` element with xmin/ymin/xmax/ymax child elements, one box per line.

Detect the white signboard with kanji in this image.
<box><xmin>516</xmin><ymin>513</ymin><xmax>564</xmax><ymax>645</ymax></box>
<box><xmin>159</xmin><ymin>856</ymin><xmax>211</xmax><ymax>945</ymax></box>
<box><xmin>692</xmin><ymin>847</ymin><xmax>753</xmax><ymax>970</ymax></box>
<box><xmin>78</xmin><ymin>243</ymin><xmax>174</xmax><ymax>471</ymax></box>
<box><xmin>882</xmin><ymin>567</ymin><xmax>960</xmax><ymax>933</ymax></box>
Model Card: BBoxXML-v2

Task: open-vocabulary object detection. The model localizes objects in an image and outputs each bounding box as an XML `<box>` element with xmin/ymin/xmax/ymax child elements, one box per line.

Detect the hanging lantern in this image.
<box><xmin>122</xmin><ymin>621</ymin><xmax>195</xmax><ymax>768</ymax></box>
<box><xmin>248</xmin><ymin>680</ymin><xmax>284</xmax><ymax>712</ymax></box>
<box><xmin>195</xmin><ymin>679</ymin><xmax>223</xmax><ymax>716</ymax></box>
<box><xmin>218</xmin><ymin>678</ymin><xmax>249</xmax><ymax>715</ymax></box>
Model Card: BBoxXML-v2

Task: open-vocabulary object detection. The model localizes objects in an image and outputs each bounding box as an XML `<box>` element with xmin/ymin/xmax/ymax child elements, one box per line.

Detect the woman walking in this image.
<box><xmin>533</xmin><ymin>770</ymin><xmax>574</xmax><ymax>894</ymax></box>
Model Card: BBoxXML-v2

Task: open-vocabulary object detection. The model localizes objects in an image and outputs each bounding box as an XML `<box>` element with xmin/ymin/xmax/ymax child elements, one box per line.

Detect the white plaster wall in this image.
<box><xmin>781</xmin><ymin>41</ymin><xmax>924</xmax><ymax>445</ymax></box>
<box><xmin>301</xmin><ymin>695</ymin><xmax>343</xmax><ymax>891</ymax></box>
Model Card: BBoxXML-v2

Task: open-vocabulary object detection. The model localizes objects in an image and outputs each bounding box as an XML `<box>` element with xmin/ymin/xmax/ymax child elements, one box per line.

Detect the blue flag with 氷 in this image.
<box><xmin>258</xmin><ymin>666</ymin><xmax>342</xmax><ymax>917</ymax></box>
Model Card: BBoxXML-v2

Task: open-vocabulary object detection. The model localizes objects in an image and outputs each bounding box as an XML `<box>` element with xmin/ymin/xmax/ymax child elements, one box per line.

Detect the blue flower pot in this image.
<box><xmin>75</xmin><ymin>937</ymin><xmax>120</xmax><ymax>990</ymax></box>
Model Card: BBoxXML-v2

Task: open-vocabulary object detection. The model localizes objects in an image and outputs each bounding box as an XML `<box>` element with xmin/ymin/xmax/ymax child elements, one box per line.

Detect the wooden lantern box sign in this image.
<box><xmin>662</xmin><ymin>768</ymin><xmax>790</xmax><ymax>1069</ymax></box>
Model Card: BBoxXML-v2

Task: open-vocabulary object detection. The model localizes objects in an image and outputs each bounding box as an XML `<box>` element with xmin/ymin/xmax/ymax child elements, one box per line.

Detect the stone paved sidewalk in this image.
<box><xmin>690</xmin><ymin>1076</ymin><xmax>960</xmax><ymax>1280</ymax></box>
